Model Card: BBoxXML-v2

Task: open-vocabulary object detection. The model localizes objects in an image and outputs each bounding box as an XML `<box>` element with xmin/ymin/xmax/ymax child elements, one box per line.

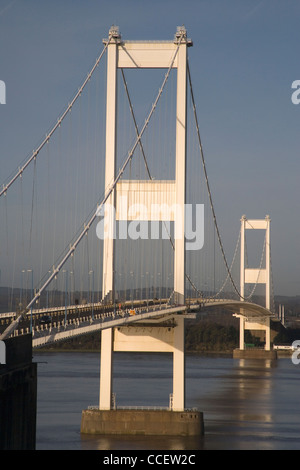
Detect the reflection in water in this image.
<box><xmin>234</xmin><ymin>359</ymin><xmax>275</xmax><ymax>424</ymax></box>
<box><xmin>80</xmin><ymin>434</ymin><xmax>204</xmax><ymax>451</ymax></box>
<box><xmin>35</xmin><ymin>352</ymin><xmax>300</xmax><ymax>450</ymax></box>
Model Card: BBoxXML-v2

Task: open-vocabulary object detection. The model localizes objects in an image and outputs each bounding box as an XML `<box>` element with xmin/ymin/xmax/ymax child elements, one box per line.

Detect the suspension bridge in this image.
<box><xmin>0</xmin><ymin>26</ymin><xmax>277</xmax><ymax>436</ymax></box>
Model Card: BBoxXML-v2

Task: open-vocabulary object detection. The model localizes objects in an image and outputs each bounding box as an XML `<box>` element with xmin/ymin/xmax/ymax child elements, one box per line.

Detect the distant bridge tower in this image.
<box><xmin>238</xmin><ymin>215</ymin><xmax>272</xmax><ymax>351</ymax></box>
<box><xmin>240</xmin><ymin>215</ymin><xmax>271</xmax><ymax>310</ymax></box>
<box><xmin>99</xmin><ymin>26</ymin><xmax>194</xmax><ymax>414</ymax></box>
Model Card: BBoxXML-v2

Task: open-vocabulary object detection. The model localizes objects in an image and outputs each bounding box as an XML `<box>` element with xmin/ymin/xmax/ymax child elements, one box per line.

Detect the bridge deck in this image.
<box><xmin>31</xmin><ymin>304</ymin><xmax>193</xmax><ymax>348</ymax></box>
<box><xmin>0</xmin><ymin>297</ymin><xmax>275</xmax><ymax>348</ymax></box>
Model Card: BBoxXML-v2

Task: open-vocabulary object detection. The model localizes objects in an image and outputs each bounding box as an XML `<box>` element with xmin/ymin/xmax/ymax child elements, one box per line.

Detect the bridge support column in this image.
<box><xmin>265</xmin><ymin>317</ymin><xmax>271</xmax><ymax>351</ymax></box>
<box><xmin>239</xmin><ymin>316</ymin><xmax>245</xmax><ymax>350</ymax></box>
<box><xmin>100</xmin><ymin>316</ymin><xmax>187</xmax><ymax>412</ymax></box>
<box><xmin>234</xmin><ymin>315</ymin><xmax>276</xmax><ymax>358</ymax></box>
<box><xmin>173</xmin><ymin>316</ymin><xmax>185</xmax><ymax>411</ymax></box>
<box><xmin>99</xmin><ymin>328</ymin><xmax>113</xmax><ymax>410</ymax></box>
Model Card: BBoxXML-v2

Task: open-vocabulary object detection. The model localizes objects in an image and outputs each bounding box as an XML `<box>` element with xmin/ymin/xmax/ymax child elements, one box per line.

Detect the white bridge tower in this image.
<box><xmin>238</xmin><ymin>215</ymin><xmax>272</xmax><ymax>351</ymax></box>
<box><xmin>99</xmin><ymin>26</ymin><xmax>193</xmax><ymax>414</ymax></box>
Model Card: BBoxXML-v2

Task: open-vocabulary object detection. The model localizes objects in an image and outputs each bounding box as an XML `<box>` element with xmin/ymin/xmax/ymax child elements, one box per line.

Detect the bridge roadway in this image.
<box><xmin>0</xmin><ymin>297</ymin><xmax>275</xmax><ymax>348</ymax></box>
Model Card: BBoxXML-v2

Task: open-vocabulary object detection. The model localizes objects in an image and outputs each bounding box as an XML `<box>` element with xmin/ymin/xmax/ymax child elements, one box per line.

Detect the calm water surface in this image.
<box><xmin>34</xmin><ymin>351</ymin><xmax>300</xmax><ymax>450</ymax></box>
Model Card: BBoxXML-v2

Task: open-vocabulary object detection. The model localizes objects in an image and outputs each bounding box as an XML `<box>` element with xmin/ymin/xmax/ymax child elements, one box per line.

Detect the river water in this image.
<box><xmin>34</xmin><ymin>351</ymin><xmax>300</xmax><ymax>450</ymax></box>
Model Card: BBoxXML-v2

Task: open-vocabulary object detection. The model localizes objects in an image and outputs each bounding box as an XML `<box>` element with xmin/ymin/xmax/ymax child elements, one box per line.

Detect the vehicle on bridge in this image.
<box><xmin>39</xmin><ymin>315</ymin><xmax>52</xmax><ymax>325</ymax></box>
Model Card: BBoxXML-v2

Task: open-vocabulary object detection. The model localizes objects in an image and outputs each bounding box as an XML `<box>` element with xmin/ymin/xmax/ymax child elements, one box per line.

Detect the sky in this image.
<box><xmin>0</xmin><ymin>0</ymin><xmax>299</xmax><ymax>298</ymax></box>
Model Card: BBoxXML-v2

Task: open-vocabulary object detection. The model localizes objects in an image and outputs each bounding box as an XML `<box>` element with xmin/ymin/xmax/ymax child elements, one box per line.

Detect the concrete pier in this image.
<box><xmin>233</xmin><ymin>348</ymin><xmax>277</xmax><ymax>359</ymax></box>
<box><xmin>81</xmin><ymin>408</ymin><xmax>204</xmax><ymax>436</ymax></box>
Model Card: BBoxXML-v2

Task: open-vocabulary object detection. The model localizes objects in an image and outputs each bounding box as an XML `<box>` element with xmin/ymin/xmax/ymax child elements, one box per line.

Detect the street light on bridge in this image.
<box><xmin>27</xmin><ymin>269</ymin><xmax>33</xmax><ymax>333</ymax></box>
<box><xmin>89</xmin><ymin>270</ymin><xmax>94</xmax><ymax>320</ymax></box>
